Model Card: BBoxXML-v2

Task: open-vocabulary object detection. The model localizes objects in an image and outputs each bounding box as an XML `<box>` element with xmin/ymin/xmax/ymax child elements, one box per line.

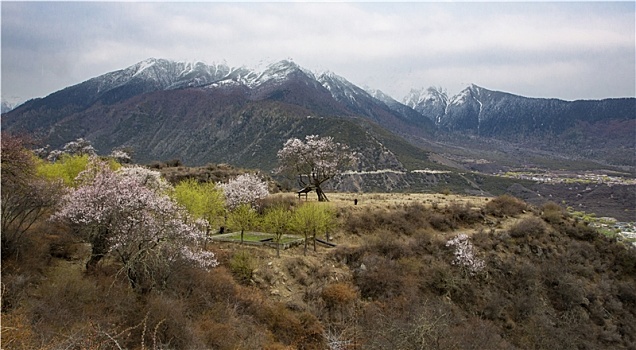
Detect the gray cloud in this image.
<box><xmin>2</xmin><ymin>2</ymin><xmax>634</xmax><ymax>103</ymax></box>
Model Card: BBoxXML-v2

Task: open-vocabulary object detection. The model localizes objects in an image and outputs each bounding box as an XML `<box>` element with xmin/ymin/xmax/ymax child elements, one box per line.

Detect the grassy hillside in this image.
<box><xmin>3</xmin><ymin>191</ymin><xmax>635</xmax><ymax>349</ymax></box>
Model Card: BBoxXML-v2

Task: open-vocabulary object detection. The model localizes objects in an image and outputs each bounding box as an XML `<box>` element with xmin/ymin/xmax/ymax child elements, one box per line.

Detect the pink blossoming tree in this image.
<box><xmin>277</xmin><ymin>135</ymin><xmax>354</xmax><ymax>202</ymax></box>
<box><xmin>52</xmin><ymin>159</ymin><xmax>217</xmax><ymax>293</ymax></box>
<box><xmin>218</xmin><ymin>173</ymin><xmax>269</xmax><ymax>210</ymax></box>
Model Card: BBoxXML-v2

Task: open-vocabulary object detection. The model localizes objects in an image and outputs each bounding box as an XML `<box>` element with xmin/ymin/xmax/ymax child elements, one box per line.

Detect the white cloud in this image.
<box><xmin>1</xmin><ymin>2</ymin><xmax>634</xmax><ymax>102</ymax></box>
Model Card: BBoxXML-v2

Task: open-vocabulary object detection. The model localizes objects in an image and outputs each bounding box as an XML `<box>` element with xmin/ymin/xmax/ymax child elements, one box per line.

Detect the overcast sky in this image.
<box><xmin>1</xmin><ymin>1</ymin><xmax>634</xmax><ymax>104</ymax></box>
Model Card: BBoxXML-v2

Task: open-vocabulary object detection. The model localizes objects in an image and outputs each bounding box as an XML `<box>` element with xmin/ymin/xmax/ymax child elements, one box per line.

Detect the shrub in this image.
<box><xmin>368</xmin><ymin>233</ymin><xmax>413</xmax><ymax>260</ymax></box>
<box><xmin>359</xmin><ymin>298</ymin><xmax>456</xmax><ymax>350</ymax></box>
<box><xmin>321</xmin><ymin>282</ymin><xmax>358</xmax><ymax>310</ymax></box>
<box><xmin>509</xmin><ymin>217</ymin><xmax>546</xmax><ymax>238</ymax></box>
<box><xmin>260</xmin><ymin>193</ymin><xmax>299</xmax><ymax>213</ymax></box>
<box><xmin>165</xmin><ymin>158</ymin><xmax>183</xmax><ymax>167</ymax></box>
<box><xmin>355</xmin><ymin>254</ymin><xmax>405</xmax><ymax>300</ymax></box>
<box><xmin>342</xmin><ymin>203</ymin><xmax>432</xmax><ymax>236</ymax></box>
<box><xmin>331</xmin><ymin>245</ymin><xmax>366</xmax><ymax>267</ymax></box>
<box><xmin>446</xmin><ymin>202</ymin><xmax>483</xmax><ymax>226</ymax></box>
<box><xmin>252</xmin><ymin>302</ymin><xmax>325</xmax><ymax>349</ymax></box>
<box><xmin>284</xmin><ymin>257</ymin><xmax>312</xmax><ymax>286</ymax></box>
<box><xmin>139</xmin><ymin>295</ymin><xmax>197</xmax><ymax>349</ymax></box>
<box><xmin>148</xmin><ymin>161</ymin><xmax>165</xmax><ymax>169</ymax></box>
<box><xmin>616</xmin><ymin>281</ymin><xmax>636</xmax><ymax>306</ymax></box>
<box><xmin>480</xmin><ymin>291</ymin><xmax>509</xmax><ymax>321</ymax></box>
<box><xmin>0</xmin><ymin>312</ymin><xmax>38</xmax><ymax>348</ymax></box>
<box><xmin>565</xmin><ymin>224</ymin><xmax>598</xmax><ymax>241</ymax></box>
<box><xmin>47</xmin><ymin>226</ymin><xmax>81</xmax><ymax>260</ymax></box>
<box><xmin>2</xmin><ymin>271</ymin><xmax>41</xmax><ymax>313</ymax></box>
<box><xmin>426</xmin><ymin>211</ymin><xmax>454</xmax><ymax>231</ymax></box>
<box><xmin>542</xmin><ymin>201</ymin><xmax>566</xmax><ymax>224</ymax></box>
<box><xmin>343</xmin><ymin>207</ymin><xmax>378</xmax><ymax>234</ymax></box>
<box><xmin>449</xmin><ymin>316</ymin><xmax>513</xmax><ymax>350</ymax></box>
<box><xmin>485</xmin><ymin>195</ymin><xmax>527</xmax><ymax>217</ymax></box>
<box><xmin>170</xmin><ymin>266</ymin><xmax>239</xmax><ymax>309</ymax></box>
<box><xmin>25</xmin><ymin>268</ymin><xmax>102</xmax><ymax>344</ymax></box>
<box><xmin>511</xmin><ymin>292</ymin><xmax>541</xmax><ymax>321</ymax></box>
<box><xmin>544</xmin><ymin>272</ymin><xmax>587</xmax><ymax>312</ymax></box>
<box><xmin>229</xmin><ymin>250</ymin><xmax>256</xmax><ymax>284</ymax></box>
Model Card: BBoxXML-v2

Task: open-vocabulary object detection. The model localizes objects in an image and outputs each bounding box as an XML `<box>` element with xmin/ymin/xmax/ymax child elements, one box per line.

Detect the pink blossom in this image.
<box><xmin>218</xmin><ymin>173</ymin><xmax>269</xmax><ymax>210</ymax></box>
<box><xmin>277</xmin><ymin>135</ymin><xmax>355</xmax><ymax>201</ymax></box>
<box><xmin>52</xmin><ymin>159</ymin><xmax>217</xmax><ymax>275</ymax></box>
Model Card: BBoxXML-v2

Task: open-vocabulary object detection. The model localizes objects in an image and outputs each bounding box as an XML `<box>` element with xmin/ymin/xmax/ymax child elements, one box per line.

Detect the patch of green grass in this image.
<box><xmin>223</xmin><ymin>232</ymin><xmax>301</xmax><ymax>244</ymax></box>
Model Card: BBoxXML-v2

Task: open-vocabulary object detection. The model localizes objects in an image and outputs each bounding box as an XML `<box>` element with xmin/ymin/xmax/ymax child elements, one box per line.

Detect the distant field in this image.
<box><xmin>311</xmin><ymin>192</ymin><xmax>490</xmax><ymax>210</ymax></box>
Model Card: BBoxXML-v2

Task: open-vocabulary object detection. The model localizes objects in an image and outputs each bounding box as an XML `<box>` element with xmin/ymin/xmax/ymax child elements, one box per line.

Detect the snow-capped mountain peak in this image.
<box><xmin>232</xmin><ymin>59</ymin><xmax>315</xmax><ymax>88</ymax></box>
<box><xmin>403</xmin><ymin>87</ymin><xmax>448</xmax><ymax>109</ymax></box>
<box><xmin>449</xmin><ymin>86</ymin><xmax>473</xmax><ymax>106</ymax></box>
<box><xmin>368</xmin><ymin>88</ymin><xmax>396</xmax><ymax>104</ymax></box>
<box><xmin>131</xmin><ymin>57</ymin><xmax>160</xmax><ymax>77</ymax></box>
<box><xmin>402</xmin><ymin>87</ymin><xmax>449</xmax><ymax>124</ymax></box>
<box><xmin>317</xmin><ymin>71</ymin><xmax>373</xmax><ymax>103</ymax></box>
<box><xmin>91</xmin><ymin>58</ymin><xmax>231</xmax><ymax>93</ymax></box>
<box><xmin>1</xmin><ymin>95</ymin><xmax>25</xmax><ymax>113</ymax></box>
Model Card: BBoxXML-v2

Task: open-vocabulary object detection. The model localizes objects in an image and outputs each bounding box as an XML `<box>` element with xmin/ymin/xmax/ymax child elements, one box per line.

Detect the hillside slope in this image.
<box><xmin>3</xmin><ymin>193</ymin><xmax>634</xmax><ymax>349</ymax></box>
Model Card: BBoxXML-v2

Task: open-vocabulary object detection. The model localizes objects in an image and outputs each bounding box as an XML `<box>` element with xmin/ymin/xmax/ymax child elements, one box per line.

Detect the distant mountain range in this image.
<box><xmin>2</xmin><ymin>58</ymin><xmax>634</xmax><ymax>172</ymax></box>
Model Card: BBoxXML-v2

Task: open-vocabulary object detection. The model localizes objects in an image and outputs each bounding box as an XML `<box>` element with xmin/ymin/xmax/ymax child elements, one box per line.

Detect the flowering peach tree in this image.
<box><xmin>52</xmin><ymin>159</ymin><xmax>217</xmax><ymax>293</ymax></box>
<box><xmin>218</xmin><ymin>173</ymin><xmax>269</xmax><ymax>210</ymax></box>
<box><xmin>277</xmin><ymin>135</ymin><xmax>354</xmax><ymax>202</ymax></box>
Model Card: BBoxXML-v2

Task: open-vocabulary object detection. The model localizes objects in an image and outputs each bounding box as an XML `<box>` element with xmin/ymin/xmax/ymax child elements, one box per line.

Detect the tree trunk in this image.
<box><xmin>86</xmin><ymin>227</ymin><xmax>109</xmax><ymax>272</ymax></box>
<box><xmin>303</xmin><ymin>231</ymin><xmax>308</xmax><ymax>256</ymax></box>
<box><xmin>316</xmin><ymin>186</ymin><xmax>329</xmax><ymax>202</ymax></box>
<box><xmin>127</xmin><ymin>266</ymin><xmax>152</xmax><ymax>294</ymax></box>
<box><xmin>241</xmin><ymin>229</ymin><xmax>244</xmax><ymax>244</ymax></box>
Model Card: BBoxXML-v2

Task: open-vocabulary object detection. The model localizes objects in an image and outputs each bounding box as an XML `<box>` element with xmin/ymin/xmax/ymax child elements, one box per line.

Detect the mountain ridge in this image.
<box><xmin>2</xmin><ymin>58</ymin><xmax>634</xmax><ymax>170</ymax></box>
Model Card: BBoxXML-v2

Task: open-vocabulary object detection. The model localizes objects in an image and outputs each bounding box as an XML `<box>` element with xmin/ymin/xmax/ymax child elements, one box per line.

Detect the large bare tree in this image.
<box><xmin>1</xmin><ymin>133</ymin><xmax>60</xmax><ymax>257</ymax></box>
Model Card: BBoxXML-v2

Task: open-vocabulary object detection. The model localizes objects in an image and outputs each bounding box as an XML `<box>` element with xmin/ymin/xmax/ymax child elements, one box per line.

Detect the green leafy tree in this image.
<box><xmin>36</xmin><ymin>154</ymin><xmax>90</xmax><ymax>186</ymax></box>
<box><xmin>227</xmin><ymin>203</ymin><xmax>260</xmax><ymax>244</ymax></box>
<box><xmin>263</xmin><ymin>206</ymin><xmax>293</xmax><ymax>258</ymax></box>
<box><xmin>172</xmin><ymin>178</ymin><xmax>225</xmax><ymax>234</ymax></box>
<box><xmin>37</xmin><ymin>154</ymin><xmax>120</xmax><ymax>187</ymax></box>
<box><xmin>291</xmin><ymin>202</ymin><xmax>336</xmax><ymax>255</ymax></box>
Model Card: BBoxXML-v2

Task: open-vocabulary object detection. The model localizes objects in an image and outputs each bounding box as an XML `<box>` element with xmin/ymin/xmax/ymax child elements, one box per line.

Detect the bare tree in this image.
<box><xmin>1</xmin><ymin>133</ymin><xmax>60</xmax><ymax>257</ymax></box>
